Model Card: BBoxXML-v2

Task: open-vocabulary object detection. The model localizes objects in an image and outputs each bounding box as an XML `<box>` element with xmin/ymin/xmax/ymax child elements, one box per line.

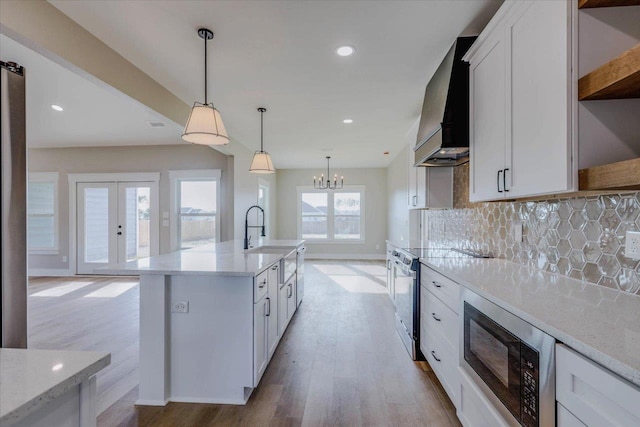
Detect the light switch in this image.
<box><xmin>627</xmin><ymin>231</ymin><xmax>640</xmax><ymax>260</ymax></box>
<box><xmin>162</xmin><ymin>219</ymin><xmax>169</xmax><ymax>227</ymax></box>
<box><xmin>162</xmin><ymin>211</ymin><xmax>169</xmax><ymax>219</ymax></box>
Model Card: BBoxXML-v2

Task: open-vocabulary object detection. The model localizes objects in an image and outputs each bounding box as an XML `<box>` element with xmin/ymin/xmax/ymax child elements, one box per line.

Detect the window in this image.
<box><xmin>28</xmin><ymin>172</ymin><xmax>59</xmax><ymax>253</ymax></box>
<box><xmin>297</xmin><ymin>186</ymin><xmax>364</xmax><ymax>242</ymax></box>
<box><xmin>169</xmin><ymin>170</ymin><xmax>221</xmax><ymax>250</ymax></box>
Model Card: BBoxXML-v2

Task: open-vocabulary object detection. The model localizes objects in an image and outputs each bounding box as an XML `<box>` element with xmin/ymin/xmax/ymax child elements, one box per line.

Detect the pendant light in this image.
<box><xmin>182</xmin><ymin>28</ymin><xmax>229</xmax><ymax>146</ymax></box>
<box><xmin>249</xmin><ymin>107</ymin><xmax>275</xmax><ymax>174</ymax></box>
<box><xmin>313</xmin><ymin>156</ymin><xmax>343</xmax><ymax>189</ymax></box>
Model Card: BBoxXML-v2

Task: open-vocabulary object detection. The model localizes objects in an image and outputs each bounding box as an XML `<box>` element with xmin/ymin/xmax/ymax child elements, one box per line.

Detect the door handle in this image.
<box><xmin>431</xmin><ymin>313</ymin><xmax>441</xmax><ymax>322</ymax></box>
<box><xmin>412</xmin><ymin>195</ymin><xmax>418</xmax><ymax>206</ymax></box>
<box><xmin>431</xmin><ymin>350</ymin><xmax>441</xmax><ymax>362</ymax></box>
<box><xmin>432</xmin><ymin>281</ymin><xmax>442</xmax><ymax>288</ymax></box>
<box><xmin>503</xmin><ymin>168</ymin><xmax>509</xmax><ymax>192</ymax></box>
<box><xmin>266</xmin><ymin>297</ymin><xmax>271</xmax><ymax>317</ymax></box>
<box><xmin>497</xmin><ymin>169</ymin><xmax>503</xmax><ymax>193</ymax></box>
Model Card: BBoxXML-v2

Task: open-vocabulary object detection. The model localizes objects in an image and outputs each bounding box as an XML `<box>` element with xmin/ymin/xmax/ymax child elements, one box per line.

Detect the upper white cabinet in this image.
<box><xmin>408</xmin><ymin>142</ymin><xmax>454</xmax><ymax>209</ymax></box>
<box><xmin>466</xmin><ymin>0</ymin><xmax>577</xmax><ymax>202</ymax></box>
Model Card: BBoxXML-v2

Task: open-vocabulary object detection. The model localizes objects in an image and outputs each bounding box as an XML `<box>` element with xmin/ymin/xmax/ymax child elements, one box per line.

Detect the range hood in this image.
<box><xmin>414</xmin><ymin>36</ymin><xmax>476</xmax><ymax>167</ymax></box>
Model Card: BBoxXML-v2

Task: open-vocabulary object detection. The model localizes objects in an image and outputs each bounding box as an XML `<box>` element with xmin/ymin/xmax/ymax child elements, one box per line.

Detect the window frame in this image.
<box><xmin>296</xmin><ymin>185</ymin><xmax>365</xmax><ymax>243</ymax></box>
<box><xmin>27</xmin><ymin>172</ymin><xmax>59</xmax><ymax>254</ymax></box>
<box><xmin>169</xmin><ymin>170</ymin><xmax>222</xmax><ymax>250</ymax></box>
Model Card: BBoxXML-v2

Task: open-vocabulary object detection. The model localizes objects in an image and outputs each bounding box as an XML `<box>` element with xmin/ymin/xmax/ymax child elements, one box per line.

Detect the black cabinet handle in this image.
<box><xmin>432</xmin><ymin>313</ymin><xmax>441</xmax><ymax>322</ymax></box>
<box><xmin>259</xmin><ymin>280</ymin><xmax>266</xmax><ymax>289</ymax></box>
<box><xmin>117</xmin><ymin>232</ymin><xmax>122</xmax><ymax>235</ymax></box>
<box><xmin>271</xmin><ymin>265</ymin><xmax>278</xmax><ymax>271</ymax></box>
<box><xmin>431</xmin><ymin>350</ymin><xmax>441</xmax><ymax>362</ymax></box>
<box><xmin>432</xmin><ymin>281</ymin><xmax>442</xmax><ymax>288</ymax></box>
<box><xmin>497</xmin><ymin>169</ymin><xmax>503</xmax><ymax>193</ymax></box>
<box><xmin>503</xmin><ymin>168</ymin><xmax>509</xmax><ymax>192</ymax></box>
<box><xmin>266</xmin><ymin>297</ymin><xmax>271</xmax><ymax>316</ymax></box>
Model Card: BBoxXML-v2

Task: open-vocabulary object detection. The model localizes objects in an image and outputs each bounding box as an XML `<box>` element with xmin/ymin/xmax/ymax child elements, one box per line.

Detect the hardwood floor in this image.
<box><xmin>96</xmin><ymin>260</ymin><xmax>461</xmax><ymax>427</ymax></box>
<box><xmin>28</xmin><ymin>275</ymin><xmax>140</xmax><ymax>414</ymax></box>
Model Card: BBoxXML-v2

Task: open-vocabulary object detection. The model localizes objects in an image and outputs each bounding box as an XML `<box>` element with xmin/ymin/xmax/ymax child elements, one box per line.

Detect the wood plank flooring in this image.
<box><xmin>28</xmin><ymin>275</ymin><xmax>140</xmax><ymax>414</ymax></box>
<box><xmin>96</xmin><ymin>261</ymin><xmax>461</xmax><ymax>427</ymax></box>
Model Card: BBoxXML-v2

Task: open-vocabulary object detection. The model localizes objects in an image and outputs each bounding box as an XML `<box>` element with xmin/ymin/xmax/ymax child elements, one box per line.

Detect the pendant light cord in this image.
<box><xmin>204</xmin><ymin>35</ymin><xmax>208</xmax><ymax>105</ymax></box>
<box><xmin>260</xmin><ymin>110</ymin><xmax>264</xmax><ymax>152</ymax></box>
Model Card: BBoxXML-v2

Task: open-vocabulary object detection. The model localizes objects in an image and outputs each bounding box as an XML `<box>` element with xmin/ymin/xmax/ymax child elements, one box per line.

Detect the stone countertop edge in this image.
<box><xmin>0</xmin><ymin>351</ymin><xmax>111</xmax><ymax>425</ymax></box>
<box><xmin>420</xmin><ymin>257</ymin><xmax>640</xmax><ymax>389</ymax></box>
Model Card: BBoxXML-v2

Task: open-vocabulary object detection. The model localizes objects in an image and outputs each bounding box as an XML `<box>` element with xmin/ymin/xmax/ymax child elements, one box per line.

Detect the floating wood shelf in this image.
<box><xmin>578</xmin><ymin>0</ymin><xmax>640</xmax><ymax>8</ymax></box>
<box><xmin>579</xmin><ymin>44</ymin><xmax>640</xmax><ymax>100</ymax></box>
<box><xmin>578</xmin><ymin>158</ymin><xmax>640</xmax><ymax>191</ymax></box>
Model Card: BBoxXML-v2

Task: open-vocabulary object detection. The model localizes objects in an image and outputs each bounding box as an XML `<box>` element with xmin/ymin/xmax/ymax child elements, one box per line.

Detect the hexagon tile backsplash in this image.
<box><xmin>423</xmin><ymin>165</ymin><xmax>640</xmax><ymax>294</ymax></box>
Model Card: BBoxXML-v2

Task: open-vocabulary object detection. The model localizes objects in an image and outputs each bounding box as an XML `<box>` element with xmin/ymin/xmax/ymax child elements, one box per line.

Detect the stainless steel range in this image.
<box><xmin>391</xmin><ymin>248</ymin><xmax>488</xmax><ymax>360</ymax></box>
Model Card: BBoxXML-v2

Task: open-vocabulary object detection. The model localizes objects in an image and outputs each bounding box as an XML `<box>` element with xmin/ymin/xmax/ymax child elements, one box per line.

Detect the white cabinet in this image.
<box><xmin>286</xmin><ymin>277</ymin><xmax>297</xmax><ymax>323</ymax></box>
<box><xmin>408</xmin><ymin>144</ymin><xmax>454</xmax><ymax>209</ymax></box>
<box><xmin>556</xmin><ymin>344</ymin><xmax>640</xmax><ymax>427</ymax></box>
<box><xmin>420</xmin><ymin>263</ymin><xmax>461</xmax><ymax>407</ymax></box>
<box><xmin>253</xmin><ymin>296</ymin><xmax>268</xmax><ymax>385</ymax></box>
<box><xmin>458</xmin><ymin>368</ymin><xmax>510</xmax><ymax>427</ymax></box>
<box><xmin>278</xmin><ymin>275</ymin><xmax>296</xmax><ymax>336</ymax></box>
<box><xmin>266</xmin><ymin>264</ymin><xmax>279</xmax><ymax>358</ymax></box>
<box><xmin>558</xmin><ymin>404</ymin><xmax>587</xmax><ymax>427</ymax></box>
<box><xmin>466</xmin><ymin>0</ymin><xmax>576</xmax><ymax>202</ymax></box>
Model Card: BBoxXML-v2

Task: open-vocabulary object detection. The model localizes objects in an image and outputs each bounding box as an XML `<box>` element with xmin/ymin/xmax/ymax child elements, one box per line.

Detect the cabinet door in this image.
<box><xmin>415</xmin><ymin>166</ymin><xmax>427</xmax><ymax>208</ymax></box>
<box><xmin>507</xmin><ymin>0</ymin><xmax>574</xmax><ymax>197</ymax></box>
<box><xmin>267</xmin><ymin>265</ymin><xmax>279</xmax><ymax>358</ymax></box>
<box><xmin>286</xmin><ymin>278</ymin><xmax>297</xmax><ymax>322</ymax></box>
<box><xmin>408</xmin><ymin>145</ymin><xmax>418</xmax><ymax>207</ymax></box>
<box><xmin>278</xmin><ymin>284</ymin><xmax>288</xmax><ymax>336</ymax></box>
<box><xmin>253</xmin><ymin>298</ymin><xmax>268</xmax><ymax>385</ymax></box>
<box><xmin>469</xmin><ymin>33</ymin><xmax>507</xmax><ymax>202</ymax></box>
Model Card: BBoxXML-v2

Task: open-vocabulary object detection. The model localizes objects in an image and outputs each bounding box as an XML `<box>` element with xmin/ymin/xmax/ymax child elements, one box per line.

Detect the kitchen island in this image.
<box><xmin>105</xmin><ymin>239</ymin><xmax>304</xmax><ymax>406</ymax></box>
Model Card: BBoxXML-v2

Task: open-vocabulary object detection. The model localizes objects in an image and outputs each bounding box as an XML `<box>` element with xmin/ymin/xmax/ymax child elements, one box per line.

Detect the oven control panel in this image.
<box><xmin>521</xmin><ymin>343</ymin><xmax>539</xmax><ymax>427</ymax></box>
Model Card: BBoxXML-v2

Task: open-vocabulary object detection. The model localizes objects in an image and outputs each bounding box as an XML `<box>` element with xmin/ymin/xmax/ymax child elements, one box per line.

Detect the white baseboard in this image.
<box><xmin>28</xmin><ymin>268</ymin><xmax>73</xmax><ymax>277</ymax></box>
<box><xmin>305</xmin><ymin>253</ymin><xmax>385</xmax><ymax>261</ymax></box>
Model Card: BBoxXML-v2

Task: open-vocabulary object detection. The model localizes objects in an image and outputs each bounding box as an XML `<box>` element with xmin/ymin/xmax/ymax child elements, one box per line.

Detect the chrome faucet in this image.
<box><xmin>244</xmin><ymin>205</ymin><xmax>266</xmax><ymax>249</ymax></box>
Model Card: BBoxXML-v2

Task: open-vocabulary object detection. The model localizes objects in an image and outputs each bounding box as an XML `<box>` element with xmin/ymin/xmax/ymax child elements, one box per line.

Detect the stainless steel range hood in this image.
<box><xmin>414</xmin><ymin>36</ymin><xmax>476</xmax><ymax>167</ymax></box>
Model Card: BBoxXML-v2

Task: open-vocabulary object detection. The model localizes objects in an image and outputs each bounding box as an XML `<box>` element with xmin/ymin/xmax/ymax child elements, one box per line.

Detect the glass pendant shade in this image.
<box><xmin>182</xmin><ymin>102</ymin><xmax>229</xmax><ymax>146</ymax></box>
<box><xmin>249</xmin><ymin>151</ymin><xmax>275</xmax><ymax>174</ymax></box>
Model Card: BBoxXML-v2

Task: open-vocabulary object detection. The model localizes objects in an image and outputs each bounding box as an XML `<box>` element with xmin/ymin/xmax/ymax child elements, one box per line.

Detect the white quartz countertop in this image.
<box><xmin>420</xmin><ymin>257</ymin><xmax>640</xmax><ymax>388</ymax></box>
<box><xmin>103</xmin><ymin>239</ymin><xmax>305</xmax><ymax>277</ymax></box>
<box><xmin>0</xmin><ymin>349</ymin><xmax>110</xmax><ymax>425</ymax></box>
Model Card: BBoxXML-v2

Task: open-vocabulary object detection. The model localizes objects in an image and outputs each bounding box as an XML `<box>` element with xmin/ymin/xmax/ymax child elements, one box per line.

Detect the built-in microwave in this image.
<box><xmin>461</xmin><ymin>289</ymin><xmax>556</xmax><ymax>427</ymax></box>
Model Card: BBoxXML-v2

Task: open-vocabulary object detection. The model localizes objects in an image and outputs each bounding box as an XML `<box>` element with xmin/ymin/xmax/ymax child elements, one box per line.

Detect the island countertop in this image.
<box><xmin>103</xmin><ymin>239</ymin><xmax>305</xmax><ymax>277</ymax></box>
<box><xmin>420</xmin><ymin>256</ymin><xmax>640</xmax><ymax>388</ymax></box>
<box><xmin>0</xmin><ymin>349</ymin><xmax>110</xmax><ymax>426</ymax></box>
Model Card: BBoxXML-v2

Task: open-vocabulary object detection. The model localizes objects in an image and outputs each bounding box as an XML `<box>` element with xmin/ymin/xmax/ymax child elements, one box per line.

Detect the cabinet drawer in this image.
<box><xmin>458</xmin><ymin>368</ymin><xmax>509</xmax><ymax>427</ymax></box>
<box><xmin>424</xmin><ymin>325</ymin><xmax>459</xmax><ymax>407</ymax></box>
<box><xmin>421</xmin><ymin>266</ymin><xmax>460</xmax><ymax>314</ymax></box>
<box><xmin>556</xmin><ymin>344</ymin><xmax>640</xmax><ymax>427</ymax></box>
<box><xmin>254</xmin><ymin>269</ymin><xmax>268</xmax><ymax>302</ymax></box>
<box><xmin>421</xmin><ymin>289</ymin><xmax>459</xmax><ymax>352</ymax></box>
<box><xmin>557</xmin><ymin>403</ymin><xmax>586</xmax><ymax>427</ymax></box>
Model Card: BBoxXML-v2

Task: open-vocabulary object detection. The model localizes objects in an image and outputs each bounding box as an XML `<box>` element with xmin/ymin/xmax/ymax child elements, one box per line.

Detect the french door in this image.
<box><xmin>77</xmin><ymin>181</ymin><xmax>158</xmax><ymax>274</ymax></box>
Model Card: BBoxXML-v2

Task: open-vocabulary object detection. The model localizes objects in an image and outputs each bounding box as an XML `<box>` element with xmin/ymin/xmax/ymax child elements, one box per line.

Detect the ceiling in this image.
<box><xmin>16</xmin><ymin>0</ymin><xmax>501</xmax><ymax>168</ymax></box>
<box><xmin>0</xmin><ymin>34</ymin><xmax>183</xmax><ymax>149</ymax></box>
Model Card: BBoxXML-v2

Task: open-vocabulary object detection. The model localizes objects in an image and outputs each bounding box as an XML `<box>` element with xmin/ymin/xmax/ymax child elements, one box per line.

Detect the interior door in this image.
<box><xmin>77</xmin><ymin>182</ymin><xmax>118</xmax><ymax>274</ymax></box>
<box><xmin>77</xmin><ymin>181</ymin><xmax>158</xmax><ymax>274</ymax></box>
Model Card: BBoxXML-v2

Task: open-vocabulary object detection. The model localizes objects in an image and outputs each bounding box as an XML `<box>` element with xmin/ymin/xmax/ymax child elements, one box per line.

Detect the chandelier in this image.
<box><xmin>313</xmin><ymin>156</ymin><xmax>344</xmax><ymax>190</ymax></box>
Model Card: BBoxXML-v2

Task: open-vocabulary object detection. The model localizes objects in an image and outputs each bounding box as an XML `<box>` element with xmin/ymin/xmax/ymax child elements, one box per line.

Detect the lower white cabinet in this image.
<box><xmin>556</xmin><ymin>344</ymin><xmax>640</xmax><ymax>427</ymax></box>
<box><xmin>266</xmin><ymin>265</ymin><xmax>279</xmax><ymax>359</ymax></box>
<box><xmin>286</xmin><ymin>278</ymin><xmax>297</xmax><ymax>321</ymax></box>
<box><xmin>558</xmin><ymin>403</ymin><xmax>587</xmax><ymax>427</ymax></box>
<box><xmin>253</xmin><ymin>295</ymin><xmax>268</xmax><ymax>385</ymax></box>
<box><xmin>278</xmin><ymin>275</ymin><xmax>297</xmax><ymax>336</ymax></box>
<box><xmin>458</xmin><ymin>369</ymin><xmax>509</xmax><ymax>427</ymax></box>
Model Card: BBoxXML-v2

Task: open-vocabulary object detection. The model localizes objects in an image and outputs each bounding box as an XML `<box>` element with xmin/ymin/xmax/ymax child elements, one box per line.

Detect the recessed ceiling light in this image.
<box><xmin>343</xmin><ymin>119</ymin><xmax>353</xmax><ymax>124</ymax></box>
<box><xmin>336</xmin><ymin>45</ymin><xmax>355</xmax><ymax>57</ymax></box>
<box><xmin>52</xmin><ymin>363</ymin><xmax>63</xmax><ymax>371</ymax></box>
<box><xmin>51</xmin><ymin>105</ymin><xmax>63</xmax><ymax>112</ymax></box>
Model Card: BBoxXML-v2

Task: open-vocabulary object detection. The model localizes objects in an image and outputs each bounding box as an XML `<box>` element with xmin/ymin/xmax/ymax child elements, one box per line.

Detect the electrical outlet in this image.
<box><xmin>172</xmin><ymin>301</ymin><xmax>189</xmax><ymax>313</ymax></box>
<box><xmin>626</xmin><ymin>231</ymin><xmax>640</xmax><ymax>260</ymax></box>
<box><xmin>513</xmin><ymin>222</ymin><xmax>523</xmax><ymax>243</ymax></box>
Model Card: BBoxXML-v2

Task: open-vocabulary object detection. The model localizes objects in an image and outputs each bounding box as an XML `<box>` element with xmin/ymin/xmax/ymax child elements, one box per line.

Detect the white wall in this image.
<box><xmin>386</xmin><ymin>144</ymin><xmax>412</xmax><ymax>244</ymax></box>
<box><xmin>276</xmin><ymin>168</ymin><xmax>387</xmax><ymax>259</ymax></box>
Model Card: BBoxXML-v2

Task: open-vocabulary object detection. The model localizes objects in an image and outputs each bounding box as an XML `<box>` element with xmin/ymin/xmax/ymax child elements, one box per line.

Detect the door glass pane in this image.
<box><xmin>334</xmin><ymin>192</ymin><xmax>361</xmax><ymax>239</ymax></box>
<box><xmin>84</xmin><ymin>188</ymin><xmax>109</xmax><ymax>263</ymax></box>
<box><xmin>180</xmin><ymin>215</ymin><xmax>216</xmax><ymax>248</ymax></box>
<box><xmin>27</xmin><ymin>182</ymin><xmax>56</xmax><ymax>248</ymax></box>
<box><xmin>301</xmin><ymin>193</ymin><xmax>327</xmax><ymax>239</ymax></box>
<box><xmin>125</xmin><ymin>187</ymin><xmax>151</xmax><ymax>261</ymax></box>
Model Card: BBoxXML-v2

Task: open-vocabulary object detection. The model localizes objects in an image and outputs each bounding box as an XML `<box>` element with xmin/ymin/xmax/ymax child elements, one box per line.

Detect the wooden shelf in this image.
<box><xmin>578</xmin><ymin>0</ymin><xmax>640</xmax><ymax>8</ymax></box>
<box><xmin>578</xmin><ymin>44</ymin><xmax>640</xmax><ymax>100</ymax></box>
<box><xmin>578</xmin><ymin>158</ymin><xmax>640</xmax><ymax>191</ymax></box>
